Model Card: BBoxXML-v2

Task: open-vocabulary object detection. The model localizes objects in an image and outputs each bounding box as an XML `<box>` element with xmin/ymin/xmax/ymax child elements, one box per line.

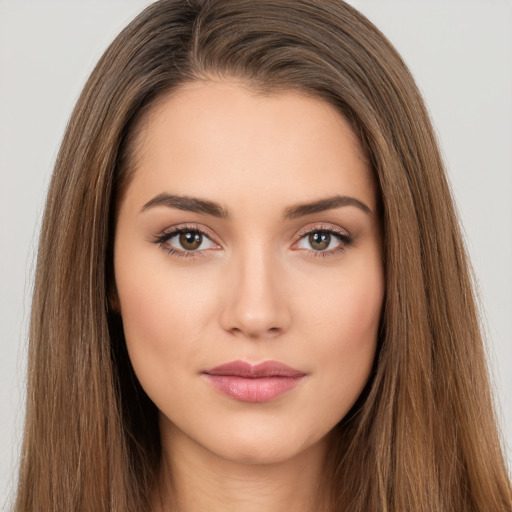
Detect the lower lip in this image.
<box><xmin>203</xmin><ymin>375</ymin><xmax>304</xmax><ymax>403</ymax></box>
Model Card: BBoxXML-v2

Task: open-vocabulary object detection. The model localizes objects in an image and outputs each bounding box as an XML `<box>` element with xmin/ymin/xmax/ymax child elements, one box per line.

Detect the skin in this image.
<box><xmin>113</xmin><ymin>80</ymin><xmax>384</xmax><ymax>511</ymax></box>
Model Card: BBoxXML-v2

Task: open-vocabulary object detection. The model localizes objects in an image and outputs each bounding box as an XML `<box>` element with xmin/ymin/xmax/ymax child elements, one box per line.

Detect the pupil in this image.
<box><xmin>180</xmin><ymin>231</ymin><xmax>202</xmax><ymax>250</ymax></box>
<box><xmin>309</xmin><ymin>232</ymin><xmax>330</xmax><ymax>250</ymax></box>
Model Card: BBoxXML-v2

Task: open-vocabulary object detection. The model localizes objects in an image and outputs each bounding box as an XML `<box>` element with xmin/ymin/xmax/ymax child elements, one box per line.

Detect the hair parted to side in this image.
<box><xmin>15</xmin><ymin>1</ymin><xmax>512</xmax><ymax>511</ymax></box>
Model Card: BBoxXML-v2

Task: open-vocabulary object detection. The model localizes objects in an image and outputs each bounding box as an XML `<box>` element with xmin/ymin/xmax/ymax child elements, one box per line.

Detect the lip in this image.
<box><xmin>202</xmin><ymin>360</ymin><xmax>306</xmax><ymax>403</ymax></box>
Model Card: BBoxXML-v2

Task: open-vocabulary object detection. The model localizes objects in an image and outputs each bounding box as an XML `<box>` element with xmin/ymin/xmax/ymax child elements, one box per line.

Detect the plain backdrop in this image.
<box><xmin>1</xmin><ymin>0</ymin><xmax>511</xmax><ymax>508</ymax></box>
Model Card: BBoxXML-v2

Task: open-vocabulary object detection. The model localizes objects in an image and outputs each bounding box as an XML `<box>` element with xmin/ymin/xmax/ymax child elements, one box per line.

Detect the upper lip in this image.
<box><xmin>203</xmin><ymin>360</ymin><xmax>305</xmax><ymax>378</ymax></box>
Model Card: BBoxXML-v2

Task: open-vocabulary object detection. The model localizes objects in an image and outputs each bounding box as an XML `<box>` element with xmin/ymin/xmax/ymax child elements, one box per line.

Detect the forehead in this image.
<box><xmin>123</xmin><ymin>80</ymin><xmax>376</xmax><ymax>213</ymax></box>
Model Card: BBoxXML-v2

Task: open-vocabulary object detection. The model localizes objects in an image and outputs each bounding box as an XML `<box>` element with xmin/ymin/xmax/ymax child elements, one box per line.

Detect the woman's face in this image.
<box><xmin>114</xmin><ymin>80</ymin><xmax>384</xmax><ymax>465</ymax></box>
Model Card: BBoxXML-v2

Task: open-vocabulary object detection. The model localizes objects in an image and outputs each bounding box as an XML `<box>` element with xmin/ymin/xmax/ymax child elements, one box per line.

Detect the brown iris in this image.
<box><xmin>309</xmin><ymin>232</ymin><xmax>331</xmax><ymax>250</ymax></box>
<box><xmin>179</xmin><ymin>231</ymin><xmax>202</xmax><ymax>250</ymax></box>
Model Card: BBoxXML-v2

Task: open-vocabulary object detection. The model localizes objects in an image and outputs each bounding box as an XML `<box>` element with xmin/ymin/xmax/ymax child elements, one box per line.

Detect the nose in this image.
<box><xmin>219</xmin><ymin>247</ymin><xmax>291</xmax><ymax>339</ymax></box>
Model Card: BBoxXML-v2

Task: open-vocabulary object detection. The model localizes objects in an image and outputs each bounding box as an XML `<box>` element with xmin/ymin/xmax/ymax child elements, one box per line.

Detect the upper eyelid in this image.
<box><xmin>159</xmin><ymin>223</ymin><xmax>218</xmax><ymax>241</ymax></box>
<box><xmin>295</xmin><ymin>223</ymin><xmax>350</xmax><ymax>238</ymax></box>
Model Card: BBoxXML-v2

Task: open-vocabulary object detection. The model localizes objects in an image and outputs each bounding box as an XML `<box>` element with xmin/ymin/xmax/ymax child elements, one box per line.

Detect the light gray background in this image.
<box><xmin>1</xmin><ymin>1</ymin><xmax>511</xmax><ymax>509</ymax></box>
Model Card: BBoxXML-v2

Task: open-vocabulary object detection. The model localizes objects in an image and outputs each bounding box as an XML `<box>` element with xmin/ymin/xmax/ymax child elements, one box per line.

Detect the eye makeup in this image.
<box><xmin>292</xmin><ymin>224</ymin><xmax>353</xmax><ymax>259</ymax></box>
<box><xmin>151</xmin><ymin>222</ymin><xmax>353</xmax><ymax>260</ymax></box>
<box><xmin>151</xmin><ymin>223</ymin><xmax>221</xmax><ymax>260</ymax></box>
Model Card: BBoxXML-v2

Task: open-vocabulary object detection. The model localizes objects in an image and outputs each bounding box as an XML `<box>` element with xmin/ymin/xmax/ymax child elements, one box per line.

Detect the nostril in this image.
<box><xmin>219</xmin><ymin>274</ymin><xmax>292</xmax><ymax>338</ymax></box>
<box><xmin>228</xmin><ymin>325</ymin><xmax>283</xmax><ymax>339</ymax></box>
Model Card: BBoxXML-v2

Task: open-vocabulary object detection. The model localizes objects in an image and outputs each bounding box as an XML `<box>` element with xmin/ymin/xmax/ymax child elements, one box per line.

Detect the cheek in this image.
<box><xmin>114</xmin><ymin>251</ymin><xmax>218</xmax><ymax>395</ymax></box>
<box><xmin>299</xmin><ymin>258</ymin><xmax>383</xmax><ymax>414</ymax></box>
<box><xmin>299</xmin><ymin>252</ymin><xmax>383</xmax><ymax>343</ymax></box>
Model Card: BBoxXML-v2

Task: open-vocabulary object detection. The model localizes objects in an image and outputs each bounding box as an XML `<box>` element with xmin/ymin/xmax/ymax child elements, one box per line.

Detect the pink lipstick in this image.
<box><xmin>203</xmin><ymin>360</ymin><xmax>306</xmax><ymax>403</ymax></box>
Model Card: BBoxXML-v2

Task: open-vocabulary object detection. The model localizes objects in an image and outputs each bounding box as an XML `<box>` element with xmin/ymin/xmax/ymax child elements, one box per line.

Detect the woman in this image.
<box><xmin>14</xmin><ymin>0</ymin><xmax>512</xmax><ymax>511</ymax></box>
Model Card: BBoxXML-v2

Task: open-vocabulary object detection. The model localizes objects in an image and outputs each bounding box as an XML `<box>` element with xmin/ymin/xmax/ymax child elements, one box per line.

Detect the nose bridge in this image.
<box><xmin>220</xmin><ymin>240</ymin><xmax>290</xmax><ymax>338</ymax></box>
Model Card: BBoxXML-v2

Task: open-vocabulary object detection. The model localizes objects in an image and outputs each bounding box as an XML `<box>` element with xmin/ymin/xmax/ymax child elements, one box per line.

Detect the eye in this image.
<box><xmin>153</xmin><ymin>225</ymin><xmax>220</xmax><ymax>258</ymax></box>
<box><xmin>294</xmin><ymin>226</ymin><xmax>352</xmax><ymax>256</ymax></box>
<box><xmin>168</xmin><ymin>230</ymin><xmax>213</xmax><ymax>251</ymax></box>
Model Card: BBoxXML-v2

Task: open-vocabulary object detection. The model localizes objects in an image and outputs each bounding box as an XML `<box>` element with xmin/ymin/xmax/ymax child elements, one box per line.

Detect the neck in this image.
<box><xmin>152</xmin><ymin>420</ymin><xmax>331</xmax><ymax>512</ymax></box>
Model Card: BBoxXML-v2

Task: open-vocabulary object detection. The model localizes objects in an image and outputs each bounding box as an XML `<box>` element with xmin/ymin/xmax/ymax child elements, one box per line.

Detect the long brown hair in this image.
<box><xmin>15</xmin><ymin>1</ymin><xmax>511</xmax><ymax>510</ymax></box>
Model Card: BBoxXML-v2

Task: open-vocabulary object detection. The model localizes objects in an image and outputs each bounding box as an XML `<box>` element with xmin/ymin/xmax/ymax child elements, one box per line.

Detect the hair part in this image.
<box><xmin>16</xmin><ymin>1</ymin><xmax>511</xmax><ymax>511</ymax></box>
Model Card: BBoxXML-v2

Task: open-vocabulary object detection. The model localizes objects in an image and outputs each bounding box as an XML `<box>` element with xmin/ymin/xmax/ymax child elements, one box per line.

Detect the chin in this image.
<box><xmin>213</xmin><ymin>440</ymin><xmax>299</xmax><ymax>466</ymax></box>
<box><xmin>197</xmin><ymin>419</ymin><xmax>329</xmax><ymax>467</ymax></box>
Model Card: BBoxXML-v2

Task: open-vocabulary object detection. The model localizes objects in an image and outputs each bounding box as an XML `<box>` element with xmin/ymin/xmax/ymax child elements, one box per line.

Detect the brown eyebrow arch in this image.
<box><xmin>141</xmin><ymin>192</ymin><xmax>372</xmax><ymax>219</ymax></box>
<box><xmin>284</xmin><ymin>195</ymin><xmax>373</xmax><ymax>218</ymax></box>
<box><xmin>141</xmin><ymin>193</ymin><xmax>229</xmax><ymax>218</ymax></box>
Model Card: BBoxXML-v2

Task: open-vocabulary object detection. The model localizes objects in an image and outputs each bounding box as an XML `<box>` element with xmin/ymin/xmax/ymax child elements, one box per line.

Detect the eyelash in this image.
<box><xmin>295</xmin><ymin>225</ymin><xmax>353</xmax><ymax>259</ymax></box>
<box><xmin>152</xmin><ymin>224</ymin><xmax>217</xmax><ymax>260</ymax></box>
<box><xmin>152</xmin><ymin>223</ymin><xmax>353</xmax><ymax>260</ymax></box>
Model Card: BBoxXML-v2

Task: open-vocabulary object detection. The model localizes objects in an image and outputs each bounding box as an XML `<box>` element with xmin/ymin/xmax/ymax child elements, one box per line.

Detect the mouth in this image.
<box><xmin>202</xmin><ymin>360</ymin><xmax>306</xmax><ymax>403</ymax></box>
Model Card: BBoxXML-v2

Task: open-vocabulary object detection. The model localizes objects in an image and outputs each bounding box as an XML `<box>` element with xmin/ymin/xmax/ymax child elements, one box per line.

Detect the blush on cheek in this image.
<box><xmin>326</xmin><ymin>283</ymin><xmax>382</xmax><ymax>398</ymax></box>
<box><xmin>118</xmin><ymin>268</ymin><xmax>209</xmax><ymax>369</ymax></box>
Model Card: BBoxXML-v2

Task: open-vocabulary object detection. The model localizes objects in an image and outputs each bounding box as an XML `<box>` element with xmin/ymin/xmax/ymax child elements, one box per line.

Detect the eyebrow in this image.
<box><xmin>141</xmin><ymin>193</ymin><xmax>229</xmax><ymax>218</ymax></box>
<box><xmin>141</xmin><ymin>193</ymin><xmax>372</xmax><ymax>218</ymax></box>
<box><xmin>284</xmin><ymin>195</ymin><xmax>372</xmax><ymax>218</ymax></box>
